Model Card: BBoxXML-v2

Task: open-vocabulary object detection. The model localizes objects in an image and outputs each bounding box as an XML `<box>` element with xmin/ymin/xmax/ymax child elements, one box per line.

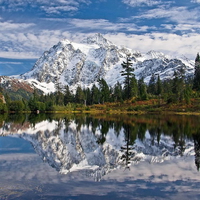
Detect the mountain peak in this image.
<box><xmin>81</xmin><ymin>33</ymin><xmax>113</xmax><ymax>47</ymax></box>
<box><xmin>16</xmin><ymin>34</ymin><xmax>194</xmax><ymax>94</ymax></box>
<box><xmin>147</xmin><ymin>50</ymin><xmax>168</xmax><ymax>59</ymax></box>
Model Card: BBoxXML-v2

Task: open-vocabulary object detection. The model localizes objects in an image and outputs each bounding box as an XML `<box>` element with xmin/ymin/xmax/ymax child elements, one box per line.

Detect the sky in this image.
<box><xmin>0</xmin><ymin>0</ymin><xmax>200</xmax><ymax>76</ymax></box>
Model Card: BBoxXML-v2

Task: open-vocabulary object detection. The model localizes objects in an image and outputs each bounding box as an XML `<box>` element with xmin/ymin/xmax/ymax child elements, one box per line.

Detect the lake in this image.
<box><xmin>0</xmin><ymin>113</ymin><xmax>200</xmax><ymax>200</ymax></box>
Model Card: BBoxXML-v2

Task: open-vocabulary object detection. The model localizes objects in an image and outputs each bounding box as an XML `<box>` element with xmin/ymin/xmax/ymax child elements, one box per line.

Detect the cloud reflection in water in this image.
<box><xmin>0</xmin><ymin>115</ymin><xmax>200</xmax><ymax>199</ymax></box>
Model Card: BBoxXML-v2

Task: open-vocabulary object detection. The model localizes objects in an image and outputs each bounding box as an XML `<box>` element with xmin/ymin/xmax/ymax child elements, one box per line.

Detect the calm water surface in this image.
<box><xmin>0</xmin><ymin>113</ymin><xmax>200</xmax><ymax>200</ymax></box>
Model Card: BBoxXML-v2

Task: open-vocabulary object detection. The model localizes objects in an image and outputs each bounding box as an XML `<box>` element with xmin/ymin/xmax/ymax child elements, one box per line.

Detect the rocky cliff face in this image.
<box><xmin>17</xmin><ymin>33</ymin><xmax>194</xmax><ymax>93</ymax></box>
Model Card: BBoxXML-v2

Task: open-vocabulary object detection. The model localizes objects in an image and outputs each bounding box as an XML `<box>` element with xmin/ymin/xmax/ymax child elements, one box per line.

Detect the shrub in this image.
<box><xmin>85</xmin><ymin>106</ymin><xmax>90</xmax><ymax>111</ymax></box>
<box><xmin>0</xmin><ymin>102</ymin><xmax>7</xmax><ymax>113</ymax></box>
<box><xmin>9</xmin><ymin>100</ymin><xmax>25</xmax><ymax>112</ymax></box>
<box><xmin>127</xmin><ymin>107</ymin><xmax>135</xmax><ymax>112</ymax></box>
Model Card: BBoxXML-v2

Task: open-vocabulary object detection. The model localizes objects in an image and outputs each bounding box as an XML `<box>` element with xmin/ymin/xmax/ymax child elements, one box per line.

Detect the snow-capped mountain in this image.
<box><xmin>17</xmin><ymin>33</ymin><xmax>194</xmax><ymax>94</ymax></box>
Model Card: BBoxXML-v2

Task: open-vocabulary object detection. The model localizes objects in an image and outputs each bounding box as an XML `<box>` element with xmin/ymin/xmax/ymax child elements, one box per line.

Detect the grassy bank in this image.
<box><xmin>48</xmin><ymin>98</ymin><xmax>200</xmax><ymax>115</ymax></box>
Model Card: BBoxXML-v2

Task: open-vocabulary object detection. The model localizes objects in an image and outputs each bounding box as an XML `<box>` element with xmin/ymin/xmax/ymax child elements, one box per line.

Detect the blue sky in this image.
<box><xmin>0</xmin><ymin>0</ymin><xmax>200</xmax><ymax>75</ymax></box>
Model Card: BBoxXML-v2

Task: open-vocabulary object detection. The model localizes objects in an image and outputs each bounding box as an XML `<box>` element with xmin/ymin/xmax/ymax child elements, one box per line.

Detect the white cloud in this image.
<box><xmin>0</xmin><ymin>153</ymin><xmax>200</xmax><ymax>199</ymax></box>
<box><xmin>122</xmin><ymin>6</ymin><xmax>200</xmax><ymax>34</ymax></box>
<box><xmin>68</xmin><ymin>18</ymin><xmax>125</xmax><ymax>31</ymax></box>
<box><xmin>191</xmin><ymin>0</ymin><xmax>200</xmax><ymax>3</ymax></box>
<box><xmin>0</xmin><ymin>0</ymin><xmax>91</xmax><ymax>14</ymax></box>
<box><xmin>158</xmin><ymin>22</ymin><xmax>200</xmax><ymax>35</ymax></box>
<box><xmin>41</xmin><ymin>5</ymin><xmax>78</xmax><ymax>14</ymax></box>
<box><xmin>0</xmin><ymin>11</ymin><xmax>199</xmax><ymax>61</ymax></box>
<box><xmin>0</xmin><ymin>61</ymin><xmax>22</xmax><ymax>64</ymax></box>
<box><xmin>0</xmin><ymin>21</ymin><xmax>199</xmax><ymax>60</ymax></box>
<box><xmin>67</xmin><ymin>18</ymin><xmax>152</xmax><ymax>32</ymax></box>
<box><xmin>122</xmin><ymin>0</ymin><xmax>162</xmax><ymax>7</ymax></box>
<box><xmin>0</xmin><ymin>26</ymin><xmax>65</xmax><ymax>58</ymax></box>
<box><xmin>133</xmin><ymin>6</ymin><xmax>199</xmax><ymax>24</ymax></box>
<box><xmin>56</xmin><ymin>0</ymin><xmax>79</xmax><ymax>6</ymax></box>
<box><xmin>0</xmin><ymin>21</ymin><xmax>35</xmax><ymax>31</ymax></box>
<box><xmin>104</xmin><ymin>32</ymin><xmax>200</xmax><ymax>60</ymax></box>
<box><xmin>0</xmin><ymin>24</ymin><xmax>92</xmax><ymax>59</ymax></box>
<box><xmin>118</xmin><ymin>6</ymin><xmax>200</xmax><ymax>36</ymax></box>
<box><xmin>0</xmin><ymin>51</ymin><xmax>39</xmax><ymax>59</ymax></box>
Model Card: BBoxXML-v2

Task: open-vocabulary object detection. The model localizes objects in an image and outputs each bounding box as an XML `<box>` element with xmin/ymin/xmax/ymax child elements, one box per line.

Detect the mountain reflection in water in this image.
<box><xmin>0</xmin><ymin>114</ymin><xmax>200</xmax><ymax>181</ymax></box>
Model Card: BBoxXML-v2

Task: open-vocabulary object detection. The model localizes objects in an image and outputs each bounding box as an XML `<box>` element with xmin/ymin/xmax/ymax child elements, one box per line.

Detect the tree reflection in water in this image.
<box><xmin>193</xmin><ymin>134</ymin><xmax>200</xmax><ymax>171</ymax></box>
<box><xmin>0</xmin><ymin>113</ymin><xmax>200</xmax><ymax>180</ymax></box>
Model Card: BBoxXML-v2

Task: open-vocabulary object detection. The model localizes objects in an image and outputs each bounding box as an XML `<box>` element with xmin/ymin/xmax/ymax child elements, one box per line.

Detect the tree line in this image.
<box><xmin>0</xmin><ymin>53</ymin><xmax>200</xmax><ymax>113</ymax></box>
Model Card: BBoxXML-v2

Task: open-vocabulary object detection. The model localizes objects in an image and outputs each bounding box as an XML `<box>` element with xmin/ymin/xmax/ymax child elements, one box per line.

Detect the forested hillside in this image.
<box><xmin>0</xmin><ymin>53</ymin><xmax>200</xmax><ymax>113</ymax></box>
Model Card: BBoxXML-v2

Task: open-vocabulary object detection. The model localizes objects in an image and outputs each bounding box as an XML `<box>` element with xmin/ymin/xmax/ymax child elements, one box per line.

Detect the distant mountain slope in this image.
<box><xmin>14</xmin><ymin>33</ymin><xmax>194</xmax><ymax>93</ymax></box>
<box><xmin>0</xmin><ymin>76</ymin><xmax>36</xmax><ymax>100</ymax></box>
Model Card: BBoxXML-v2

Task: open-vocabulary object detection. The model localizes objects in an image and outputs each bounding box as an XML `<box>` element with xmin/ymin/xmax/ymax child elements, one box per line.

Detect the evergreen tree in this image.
<box><xmin>148</xmin><ymin>74</ymin><xmax>157</xmax><ymax>95</ymax></box>
<box><xmin>9</xmin><ymin>100</ymin><xmax>25</xmax><ymax>112</ymax></box>
<box><xmin>45</xmin><ymin>100</ymin><xmax>54</xmax><ymax>111</ymax></box>
<box><xmin>54</xmin><ymin>80</ymin><xmax>64</xmax><ymax>105</ymax></box>
<box><xmin>109</xmin><ymin>86</ymin><xmax>114</xmax><ymax>102</ymax></box>
<box><xmin>138</xmin><ymin>77</ymin><xmax>148</xmax><ymax>100</ymax></box>
<box><xmin>55</xmin><ymin>91</ymin><xmax>64</xmax><ymax>105</ymax></box>
<box><xmin>49</xmin><ymin>93</ymin><xmax>56</xmax><ymax>104</ymax></box>
<box><xmin>129</xmin><ymin>77</ymin><xmax>138</xmax><ymax>98</ymax></box>
<box><xmin>91</xmin><ymin>84</ymin><xmax>100</xmax><ymax>104</ymax></box>
<box><xmin>75</xmin><ymin>86</ymin><xmax>85</xmax><ymax>104</ymax></box>
<box><xmin>98</xmin><ymin>78</ymin><xmax>110</xmax><ymax>103</ymax></box>
<box><xmin>4</xmin><ymin>93</ymin><xmax>11</xmax><ymax>109</ymax></box>
<box><xmin>121</xmin><ymin>55</ymin><xmax>135</xmax><ymax>99</ymax></box>
<box><xmin>171</xmin><ymin>68</ymin><xmax>185</xmax><ymax>103</ymax></box>
<box><xmin>64</xmin><ymin>85</ymin><xmax>73</xmax><ymax>105</ymax></box>
<box><xmin>148</xmin><ymin>74</ymin><xmax>162</xmax><ymax>96</ymax></box>
<box><xmin>113</xmin><ymin>82</ymin><xmax>123</xmax><ymax>102</ymax></box>
<box><xmin>83</xmin><ymin>88</ymin><xmax>91</xmax><ymax>105</ymax></box>
<box><xmin>184</xmin><ymin>84</ymin><xmax>192</xmax><ymax>104</ymax></box>
<box><xmin>0</xmin><ymin>102</ymin><xmax>7</xmax><ymax>113</ymax></box>
<box><xmin>156</xmin><ymin>74</ymin><xmax>162</xmax><ymax>96</ymax></box>
<box><xmin>193</xmin><ymin>53</ymin><xmax>200</xmax><ymax>91</ymax></box>
<box><xmin>28</xmin><ymin>89</ymin><xmax>38</xmax><ymax>111</ymax></box>
<box><xmin>162</xmin><ymin>79</ymin><xmax>173</xmax><ymax>103</ymax></box>
<box><xmin>22</xmin><ymin>98</ymin><xmax>29</xmax><ymax>111</ymax></box>
<box><xmin>33</xmin><ymin>88</ymin><xmax>39</xmax><ymax>102</ymax></box>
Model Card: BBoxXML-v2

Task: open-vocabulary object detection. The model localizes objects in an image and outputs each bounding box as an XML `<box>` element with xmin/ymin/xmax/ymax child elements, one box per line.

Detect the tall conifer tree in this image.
<box><xmin>121</xmin><ymin>55</ymin><xmax>135</xmax><ymax>99</ymax></box>
<box><xmin>75</xmin><ymin>86</ymin><xmax>85</xmax><ymax>104</ymax></box>
<box><xmin>113</xmin><ymin>82</ymin><xmax>123</xmax><ymax>102</ymax></box>
<box><xmin>193</xmin><ymin>53</ymin><xmax>200</xmax><ymax>91</ymax></box>
<box><xmin>91</xmin><ymin>84</ymin><xmax>100</xmax><ymax>104</ymax></box>
<box><xmin>156</xmin><ymin>74</ymin><xmax>162</xmax><ymax>96</ymax></box>
<box><xmin>148</xmin><ymin>74</ymin><xmax>157</xmax><ymax>95</ymax></box>
<box><xmin>138</xmin><ymin>77</ymin><xmax>148</xmax><ymax>100</ymax></box>
<box><xmin>98</xmin><ymin>78</ymin><xmax>110</xmax><ymax>103</ymax></box>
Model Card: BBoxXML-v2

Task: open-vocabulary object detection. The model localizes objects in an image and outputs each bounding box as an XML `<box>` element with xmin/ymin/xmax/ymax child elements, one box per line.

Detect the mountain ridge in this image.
<box><xmin>3</xmin><ymin>33</ymin><xmax>195</xmax><ymax>94</ymax></box>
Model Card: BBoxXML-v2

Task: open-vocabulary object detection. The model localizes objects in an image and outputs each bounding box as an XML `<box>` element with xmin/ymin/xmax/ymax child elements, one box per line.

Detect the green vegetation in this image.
<box><xmin>193</xmin><ymin>53</ymin><xmax>200</xmax><ymax>91</ymax></box>
<box><xmin>121</xmin><ymin>54</ymin><xmax>136</xmax><ymax>99</ymax></box>
<box><xmin>0</xmin><ymin>53</ymin><xmax>200</xmax><ymax>114</ymax></box>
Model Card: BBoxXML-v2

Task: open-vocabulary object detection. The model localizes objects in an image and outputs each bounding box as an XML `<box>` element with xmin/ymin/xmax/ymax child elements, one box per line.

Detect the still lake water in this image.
<box><xmin>0</xmin><ymin>113</ymin><xmax>200</xmax><ymax>200</ymax></box>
